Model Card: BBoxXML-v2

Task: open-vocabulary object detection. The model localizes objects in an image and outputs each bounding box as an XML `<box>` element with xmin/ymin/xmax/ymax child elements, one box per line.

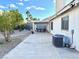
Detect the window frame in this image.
<box><xmin>61</xmin><ymin>16</ymin><xmax>69</xmax><ymax>31</ymax></box>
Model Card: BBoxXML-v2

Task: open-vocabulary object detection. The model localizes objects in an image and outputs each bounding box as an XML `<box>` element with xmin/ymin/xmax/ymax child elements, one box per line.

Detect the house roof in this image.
<box><xmin>33</xmin><ymin>0</ymin><xmax>79</xmax><ymax>23</ymax></box>
<box><xmin>41</xmin><ymin>16</ymin><xmax>52</xmax><ymax>22</ymax></box>
<box><xmin>49</xmin><ymin>0</ymin><xmax>79</xmax><ymax>21</ymax></box>
<box><xmin>37</xmin><ymin>1</ymin><xmax>74</xmax><ymax>22</ymax></box>
<box><xmin>32</xmin><ymin>20</ymin><xmax>48</xmax><ymax>24</ymax></box>
<box><xmin>32</xmin><ymin>17</ymin><xmax>52</xmax><ymax>23</ymax></box>
<box><xmin>41</xmin><ymin>0</ymin><xmax>79</xmax><ymax>22</ymax></box>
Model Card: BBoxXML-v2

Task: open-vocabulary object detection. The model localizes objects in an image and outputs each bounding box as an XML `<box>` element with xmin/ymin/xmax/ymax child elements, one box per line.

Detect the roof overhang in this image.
<box><xmin>34</xmin><ymin>21</ymin><xmax>48</xmax><ymax>24</ymax></box>
<box><xmin>49</xmin><ymin>0</ymin><xmax>79</xmax><ymax>21</ymax></box>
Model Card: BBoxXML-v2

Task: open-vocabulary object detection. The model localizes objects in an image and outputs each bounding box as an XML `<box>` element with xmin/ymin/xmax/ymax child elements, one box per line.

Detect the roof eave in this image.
<box><xmin>49</xmin><ymin>0</ymin><xmax>75</xmax><ymax>21</ymax></box>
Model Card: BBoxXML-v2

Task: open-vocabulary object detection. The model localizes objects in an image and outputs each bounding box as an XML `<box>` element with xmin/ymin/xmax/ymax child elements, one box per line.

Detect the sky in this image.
<box><xmin>0</xmin><ymin>0</ymin><xmax>73</xmax><ymax>20</ymax></box>
<box><xmin>0</xmin><ymin>0</ymin><xmax>56</xmax><ymax>20</ymax></box>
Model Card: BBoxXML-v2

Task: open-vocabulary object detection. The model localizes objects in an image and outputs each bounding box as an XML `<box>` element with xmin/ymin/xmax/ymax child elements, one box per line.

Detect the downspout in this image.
<box><xmin>71</xmin><ymin>29</ymin><xmax>74</xmax><ymax>47</ymax></box>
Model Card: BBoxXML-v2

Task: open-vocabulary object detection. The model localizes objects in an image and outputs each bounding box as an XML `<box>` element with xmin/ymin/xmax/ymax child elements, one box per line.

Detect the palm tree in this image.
<box><xmin>26</xmin><ymin>10</ymin><xmax>39</xmax><ymax>21</ymax></box>
<box><xmin>26</xmin><ymin>10</ymin><xmax>31</xmax><ymax>19</ymax></box>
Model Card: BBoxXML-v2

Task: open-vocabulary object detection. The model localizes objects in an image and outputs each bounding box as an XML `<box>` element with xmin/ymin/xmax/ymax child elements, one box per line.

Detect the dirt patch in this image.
<box><xmin>0</xmin><ymin>31</ymin><xmax>31</xmax><ymax>59</ymax></box>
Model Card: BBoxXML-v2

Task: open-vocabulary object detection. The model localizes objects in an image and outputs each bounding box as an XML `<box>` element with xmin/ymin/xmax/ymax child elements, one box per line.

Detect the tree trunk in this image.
<box><xmin>4</xmin><ymin>31</ymin><xmax>11</xmax><ymax>42</ymax></box>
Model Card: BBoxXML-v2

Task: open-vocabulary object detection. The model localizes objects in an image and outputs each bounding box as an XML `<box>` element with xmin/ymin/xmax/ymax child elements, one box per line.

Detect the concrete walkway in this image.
<box><xmin>1</xmin><ymin>32</ymin><xmax>61</xmax><ymax>59</ymax></box>
<box><xmin>1</xmin><ymin>32</ymin><xmax>79</xmax><ymax>59</ymax></box>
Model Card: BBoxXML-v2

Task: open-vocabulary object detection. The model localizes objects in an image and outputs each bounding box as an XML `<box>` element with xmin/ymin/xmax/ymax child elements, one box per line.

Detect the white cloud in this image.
<box><xmin>36</xmin><ymin>7</ymin><xmax>45</xmax><ymax>10</ymax></box>
<box><xmin>0</xmin><ymin>5</ymin><xmax>6</xmax><ymax>9</ymax></box>
<box><xmin>26</xmin><ymin>7</ymin><xmax>31</xmax><ymax>10</ymax></box>
<box><xmin>24</xmin><ymin>0</ymin><xmax>29</xmax><ymax>1</ymax></box>
<box><xmin>17</xmin><ymin>2</ymin><xmax>24</xmax><ymax>6</ymax></box>
<box><xmin>20</xmin><ymin>0</ymin><xmax>23</xmax><ymax>2</ymax></box>
<box><xmin>9</xmin><ymin>4</ymin><xmax>17</xmax><ymax>8</ymax></box>
<box><xmin>26</xmin><ymin>5</ymin><xmax>45</xmax><ymax>10</ymax></box>
<box><xmin>19</xmin><ymin>0</ymin><xmax>29</xmax><ymax>2</ymax></box>
<box><xmin>53</xmin><ymin>0</ymin><xmax>56</xmax><ymax>4</ymax></box>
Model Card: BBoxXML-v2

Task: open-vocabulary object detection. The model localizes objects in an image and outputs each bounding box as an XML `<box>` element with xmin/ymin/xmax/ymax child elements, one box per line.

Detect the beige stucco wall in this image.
<box><xmin>56</xmin><ymin>0</ymin><xmax>64</xmax><ymax>12</ymax></box>
<box><xmin>50</xmin><ymin>6</ymin><xmax>79</xmax><ymax>51</ymax></box>
<box><xmin>47</xmin><ymin>21</ymin><xmax>51</xmax><ymax>32</ymax></box>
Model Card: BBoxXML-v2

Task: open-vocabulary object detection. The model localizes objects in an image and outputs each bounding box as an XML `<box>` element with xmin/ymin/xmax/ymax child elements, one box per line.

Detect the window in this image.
<box><xmin>51</xmin><ymin>22</ymin><xmax>53</xmax><ymax>30</ymax></box>
<box><xmin>61</xmin><ymin>16</ymin><xmax>69</xmax><ymax>30</ymax></box>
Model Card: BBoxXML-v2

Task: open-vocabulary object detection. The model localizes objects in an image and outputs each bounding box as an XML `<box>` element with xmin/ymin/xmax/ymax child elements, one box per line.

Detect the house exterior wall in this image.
<box><xmin>47</xmin><ymin>21</ymin><xmax>51</xmax><ymax>32</ymax></box>
<box><xmin>50</xmin><ymin>6</ymin><xmax>79</xmax><ymax>51</ymax></box>
<box><xmin>56</xmin><ymin>0</ymin><xmax>64</xmax><ymax>12</ymax></box>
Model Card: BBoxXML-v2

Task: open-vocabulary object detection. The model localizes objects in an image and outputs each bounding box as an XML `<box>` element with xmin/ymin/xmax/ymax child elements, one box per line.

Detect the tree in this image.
<box><xmin>26</xmin><ymin>10</ymin><xmax>39</xmax><ymax>21</ymax></box>
<box><xmin>0</xmin><ymin>9</ymin><xmax>24</xmax><ymax>42</ymax></box>
<box><xmin>26</xmin><ymin>10</ymin><xmax>33</xmax><ymax>20</ymax></box>
<box><xmin>33</xmin><ymin>18</ymin><xmax>40</xmax><ymax>20</ymax></box>
<box><xmin>26</xmin><ymin>10</ymin><xmax>40</xmax><ymax>31</ymax></box>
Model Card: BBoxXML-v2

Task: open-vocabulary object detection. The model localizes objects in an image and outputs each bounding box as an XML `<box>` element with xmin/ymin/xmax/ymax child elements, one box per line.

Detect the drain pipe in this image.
<box><xmin>71</xmin><ymin>29</ymin><xmax>74</xmax><ymax>48</ymax></box>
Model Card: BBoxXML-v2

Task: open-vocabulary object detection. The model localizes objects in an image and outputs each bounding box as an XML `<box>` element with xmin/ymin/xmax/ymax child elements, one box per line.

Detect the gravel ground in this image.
<box><xmin>0</xmin><ymin>30</ymin><xmax>31</xmax><ymax>59</ymax></box>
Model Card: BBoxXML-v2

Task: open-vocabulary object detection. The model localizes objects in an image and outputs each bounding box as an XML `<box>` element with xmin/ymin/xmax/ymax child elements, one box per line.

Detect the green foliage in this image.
<box><xmin>0</xmin><ymin>9</ymin><xmax>24</xmax><ymax>32</ymax></box>
<box><xmin>26</xmin><ymin>10</ymin><xmax>39</xmax><ymax>21</ymax></box>
<box><xmin>26</xmin><ymin>10</ymin><xmax>30</xmax><ymax>16</ymax></box>
<box><xmin>33</xmin><ymin>18</ymin><xmax>39</xmax><ymax>20</ymax></box>
<box><xmin>0</xmin><ymin>9</ymin><xmax>24</xmax><ymax>41</ymax></box>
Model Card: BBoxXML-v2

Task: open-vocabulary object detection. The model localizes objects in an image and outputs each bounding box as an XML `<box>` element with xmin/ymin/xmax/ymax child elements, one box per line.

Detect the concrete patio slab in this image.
<box><xmin>1</xmin><ymin>32</ymin><xmax>79</xmax><ymax>59</ymax></box>
<box><xmin>1</xmin><ymin>33</ymin><xmax>61</xmax><ymax>59</ymax></box>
